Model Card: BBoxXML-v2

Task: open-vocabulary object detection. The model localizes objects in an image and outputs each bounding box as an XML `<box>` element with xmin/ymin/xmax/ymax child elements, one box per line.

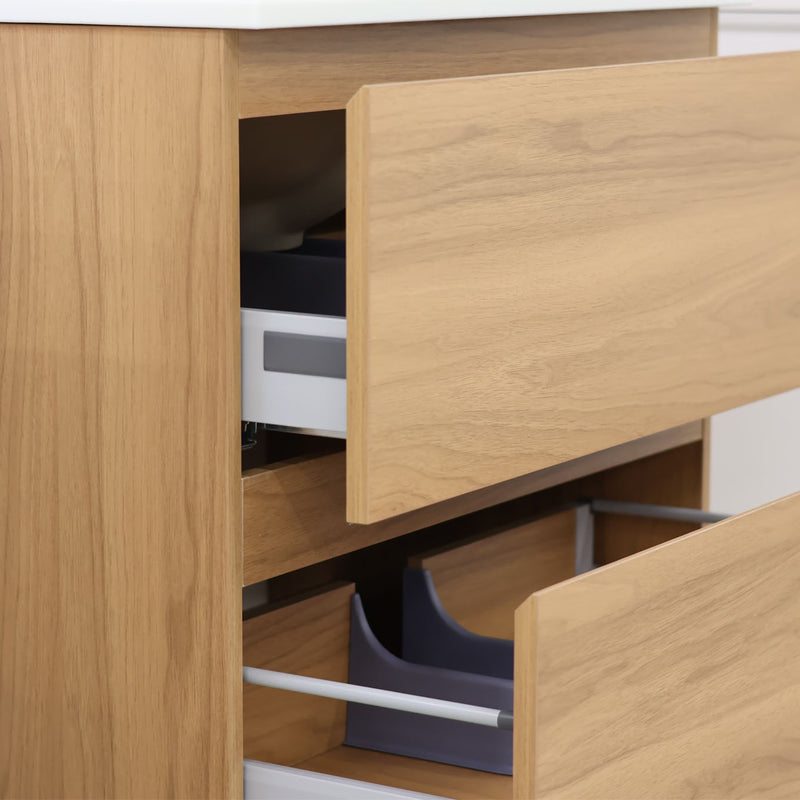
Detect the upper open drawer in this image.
<box><xmin>345</xmin><ymin>51</ymin><xmax>800</xmax><ymax>524</ymax></box>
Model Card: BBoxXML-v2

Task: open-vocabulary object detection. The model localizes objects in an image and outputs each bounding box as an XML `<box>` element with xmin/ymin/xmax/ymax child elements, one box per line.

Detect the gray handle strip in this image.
<box><xmin>263</xmin><ymin>331</ymin><xmax>345</xmax><ymax>379</ymax></box>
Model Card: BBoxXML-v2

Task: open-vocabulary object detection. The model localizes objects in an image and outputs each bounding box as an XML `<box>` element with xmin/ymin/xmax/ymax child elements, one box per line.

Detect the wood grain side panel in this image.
<box><xmin>0</xmin><ymin>25</ymin><xmax>241</xmax><ymax>799</ymax></box>
<box><xmin>239</xmin><ymin>10</ymin><xmax>715</xmax><ymax>117</ymax></box>
<box><xmin>348</xmin><ymin>52</ymin><xmax>800</xmax><ymax>523</ymax></box>
<box><xmin>514</xmin><ymin>492</ymin><xmax>800</xmax><ymax>799</ymax></box>
<box><xmin>243</xmin><ymin>584</ymin><xmax>353</xmax><ymax>766</ymax></box>
<box><xmin>243</xmin><ymin>423</ymin><xmax>702</xmax><ymax>583</ymax></box>
<box><xmin>410</xmin><ymin>510</ymin><xmax>576</xmax><ymax>639</ymax></box>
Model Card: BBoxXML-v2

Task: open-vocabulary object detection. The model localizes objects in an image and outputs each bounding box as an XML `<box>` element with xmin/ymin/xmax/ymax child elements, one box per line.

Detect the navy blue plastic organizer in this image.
<box><xmin>344</xmin><ymin>580</ymin><xmax>513</xmax><ymax>775</ymax></box>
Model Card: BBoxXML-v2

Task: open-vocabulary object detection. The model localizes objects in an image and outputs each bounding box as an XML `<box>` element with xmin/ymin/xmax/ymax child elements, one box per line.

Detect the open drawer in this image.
<box><xmin>346</xmin><ymin>50</ymin><xmax>800</xmax><ymax>523</ymax></box>
<box><xmin>243</xmin><ymin>51</ymin><xmax>800</xmax><ymax>524</ymax></box>
<box><xmin>244</xmin><ymin>491</ymin><xmax>800</xmax><ymax>798</ymax></box>
<box><xmin>513</xmin><ymin>490</ymin><xmax>800</xmax><ymax>798</ymax></box>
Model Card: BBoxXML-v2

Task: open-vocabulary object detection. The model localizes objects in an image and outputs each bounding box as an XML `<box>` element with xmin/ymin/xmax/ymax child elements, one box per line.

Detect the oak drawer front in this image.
<box><xmin>514</xmin><ymin>491</ymin><xmax>800</xmax><ymax>799</ymax></box>
<box><xmin>346</xmin><ymin>51</ymin><xmax>800</xmax><ymax>524</ymax></box>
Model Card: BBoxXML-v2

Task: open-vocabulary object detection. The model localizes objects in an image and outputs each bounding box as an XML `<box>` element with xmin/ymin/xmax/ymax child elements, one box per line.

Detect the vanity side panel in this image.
<box><xmin>0</xmin><ymin>25</ymin><xmax>242</xmax><ymax>799</ymax></box>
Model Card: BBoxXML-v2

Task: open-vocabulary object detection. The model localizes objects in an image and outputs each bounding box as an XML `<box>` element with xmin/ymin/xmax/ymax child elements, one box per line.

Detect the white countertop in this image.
<box><xmin>0</xmin><ymin>0</ymin><xmax>734</xmax><ymax>30</ymax></box>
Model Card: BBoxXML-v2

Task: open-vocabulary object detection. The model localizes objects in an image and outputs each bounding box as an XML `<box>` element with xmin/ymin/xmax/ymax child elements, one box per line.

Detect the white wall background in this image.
<box><xmin>718</xmin><ymin>2</ymin><xmax>800</xmax><ymax>57</ymax></box>
<box><xmin>710</xmin><ymin>390</ymin><xmax>800</xmax><ymax>514</ymax></box>
<box><xmin>708</xmin><ymin>7</ymin><xmax>800</xmax><ymax>514</ymax></box>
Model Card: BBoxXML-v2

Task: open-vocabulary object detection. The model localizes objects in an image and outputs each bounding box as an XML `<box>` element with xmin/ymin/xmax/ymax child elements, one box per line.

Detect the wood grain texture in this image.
<box><xmin>238</xmin><ymin>9</ymin><xmax>715</xmax><ymax>117</ymax></box>
<box><xmin>298</xmin><ymin>746</ymin><xmax>512</xmax><ymax>800</ymax></box>
<box><xmin>347</xmin><ymin>51</ymin><xmax>800</xmax><ymax>523</ymax></box>
<box><xmin>514</xmin><ymin>492</ymin><xmax>800</xmax><ymax>799</ymax></box>
<box><xmin>243</xmin><ymin>584</ymin><xmax>353</xmax><ymax>766</ymax></box>
<box><xmin>243</xmin><ymin>422</ymin><xmax>702</xmax><ymax>584</ymax></box>
<box><xmin>0</xmin><ymin>25</ymin><xmax>242</xmax><ymax>799</ymax></box>
<box><xmin>409</xmin><ymin>510</ymin><xmax>576</xmax><ymax>639</ymax></box>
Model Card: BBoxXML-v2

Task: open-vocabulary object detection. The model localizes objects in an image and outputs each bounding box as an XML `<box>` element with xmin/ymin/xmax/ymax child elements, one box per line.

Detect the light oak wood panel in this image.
<box><xmin>0</xmin><ymin>25</ymin><xmax>241</xmax><ymax>799</ymax></box>
<box><xmin>238</xmin><ymin>9</ymin><xmax>715</xmax><ymax>117</ymax></box>
<box><xmin>347</xmin><ymin>52</ymin><xmax>800</xmax><ymax>523</ymax></box>
<box><xmin>244</xmin><ymin>584</ymin><xmax>353</xmax><ymax>766</ymax></box>
<box><xmin>243</xmin><ymin>422</ymin><xmax>701</xmax><ymax>584</ymax></box>
<box><xmin>514</xmin><ymin>492</ymin><xmax>800</xmax><ymax>799</ymax></box>
<box><xmin>298</xmin><ymin>746</ymin><xmax>512</xmax><ymax>800</ymax></box>
<box><xmin>409</xmin><ymin>510</ymin><xmax>576</xmax><ymax>639</ymax></box>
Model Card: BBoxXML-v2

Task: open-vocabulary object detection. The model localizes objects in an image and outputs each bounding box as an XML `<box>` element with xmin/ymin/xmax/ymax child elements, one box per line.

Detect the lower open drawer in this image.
<box><xmin>243</xmin><ymin>491</ymin><xmax>800</xmax><ymax>799</ymax></box>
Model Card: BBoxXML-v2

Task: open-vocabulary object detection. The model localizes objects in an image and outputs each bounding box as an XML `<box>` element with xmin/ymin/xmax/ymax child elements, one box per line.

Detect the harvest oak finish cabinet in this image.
<box><xmin>2</xmin><ymin>2</ymin><xmax>800</xmax><ymax>798</ymax></box>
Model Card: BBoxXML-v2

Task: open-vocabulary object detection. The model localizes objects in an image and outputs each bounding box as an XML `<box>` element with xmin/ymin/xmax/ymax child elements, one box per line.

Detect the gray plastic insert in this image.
<box><xmin>263</xmin><ymin>331</ymin><xmax>346</xmax><ymax>379</ymax></box>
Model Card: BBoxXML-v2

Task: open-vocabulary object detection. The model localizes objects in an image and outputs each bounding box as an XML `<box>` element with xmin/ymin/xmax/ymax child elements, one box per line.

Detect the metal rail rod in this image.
<box><xmin>589</xmin><ymin>499</ymin><xmax>729</xmax><ymax>525</ymax></box>
<box><xmin>243</xmin><ymin>666</ymin><xmax>513</xmax><ymax>730</ymax></box>
<box><xmin>574</xmin><ymin>502</ymin><xmax>596</xmax><ymax>574</ymax></box>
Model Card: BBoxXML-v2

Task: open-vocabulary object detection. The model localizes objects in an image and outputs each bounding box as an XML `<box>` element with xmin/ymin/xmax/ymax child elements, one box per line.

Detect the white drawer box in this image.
<box><xmin>240</xmin><ymin>242</ymin><xmax>347</xmax><ymax>437</ymax></box>
<box><xmin>241</xmin><ymin>308</ymin><xmax>346</xmax><ymax>436</ymax></box>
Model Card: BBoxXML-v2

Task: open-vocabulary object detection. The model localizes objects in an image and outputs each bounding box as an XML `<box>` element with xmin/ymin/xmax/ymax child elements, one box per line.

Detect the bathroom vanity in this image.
<box><xmin>2</xmin><ymin>2</ymin><xmax>799</xmax><ymax>798</ymax></box>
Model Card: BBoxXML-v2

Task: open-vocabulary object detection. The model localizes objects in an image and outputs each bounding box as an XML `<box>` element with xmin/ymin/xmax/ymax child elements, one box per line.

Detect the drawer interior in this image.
<box><xmin>407</xmin><ymin>509</ymin><xmax>579</xmax><ymax>640</ymax></box>
<box><xmin>243</xmin><ymin>488</ymin><xmax>800</xmax><ymax>799</ymax></box>
<box><xmin>242</xmin><ymin>438</ymin><xmax>705</xmax><ymax>798</ymax></box>
<box><xmin>241</xmin><ymin>489</ymin><xmax>636</xmax><ymax>796</ymax></box>
<box><xmin>243</xmin><ymin>581</ymin><xmax>513</xmax><ymax>799</ymax></box>
<box><xmin>240</xmin><ymin>111</ymin><xmax>348</xmax><ymax>438</ymax></box>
